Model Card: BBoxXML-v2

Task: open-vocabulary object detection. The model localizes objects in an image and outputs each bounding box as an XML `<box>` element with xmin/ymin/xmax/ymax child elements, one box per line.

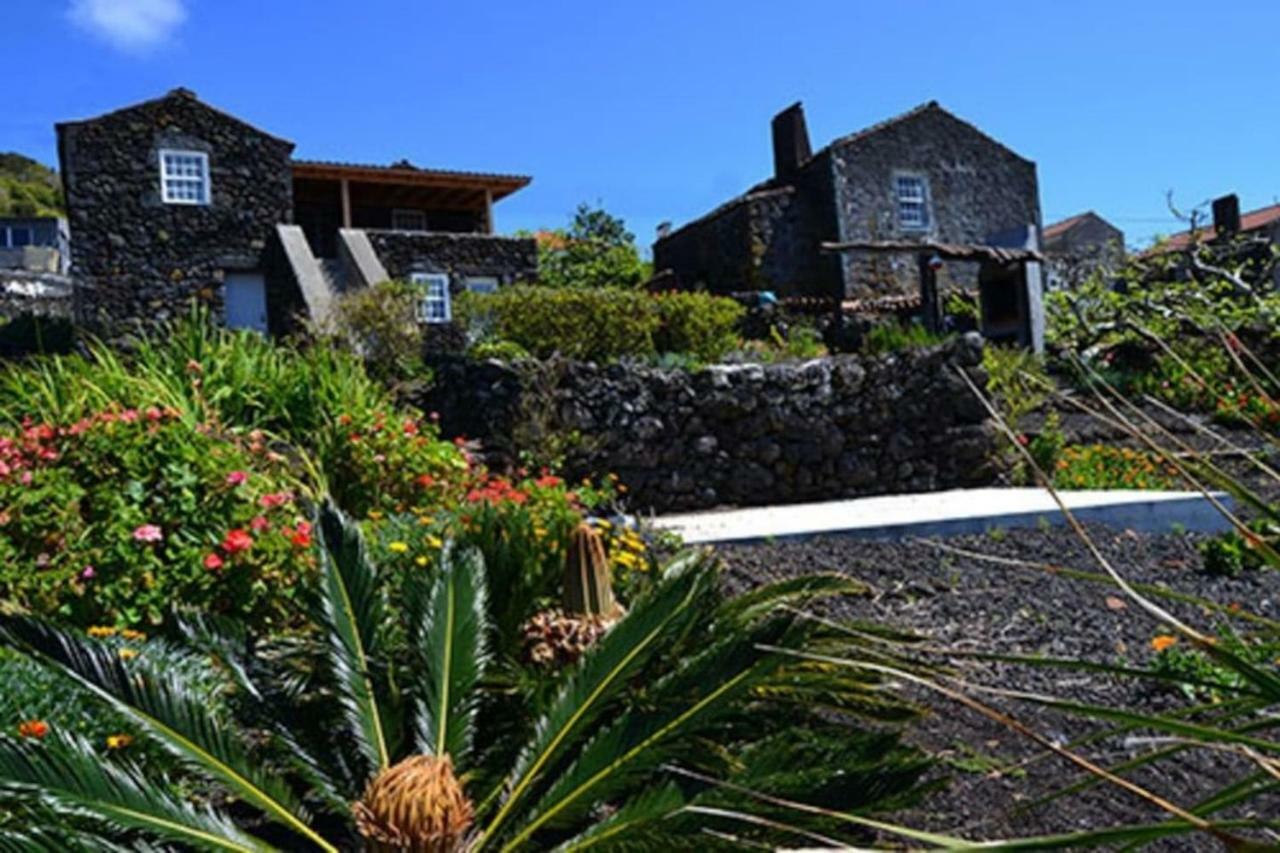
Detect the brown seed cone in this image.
<box><xmin>352</xmin><ymin>754</ymin><xmax>474</xmax><ymax>853</ymax></box>
<box><xmin>520</xmin><ymin>608</ymin><xmax>610</xmax><ymax>668</ymax></box>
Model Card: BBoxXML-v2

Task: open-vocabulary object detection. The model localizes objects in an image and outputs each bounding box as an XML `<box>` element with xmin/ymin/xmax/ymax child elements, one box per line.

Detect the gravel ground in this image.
<box><xmin>716</xmin><ymin>523</ymin><xmax>1280</xmax><ymax>849</ymax></box>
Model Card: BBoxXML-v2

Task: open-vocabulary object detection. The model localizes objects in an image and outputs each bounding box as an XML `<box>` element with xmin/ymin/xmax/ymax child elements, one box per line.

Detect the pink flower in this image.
<box><xmin>120</xmin><ymin>409</ymin><xmax>139</xmax><ymax>423</ymax></box>
<box><xmin>132</xmin><ymin>524</ymin><xmax>163</xmax><ymax>543</ymax></box>
<box><xmin>250</xmin><ymin>515</ymin><xmax>270</xmax><ymax>532</ymax></box>
<box><xmin>259</xmin><ymin>491</ymin><xmax>293</xmax><ymax>510</ymax></box>
<box><xmin>203</xmin><ymin>553</ymin><xmax>224</xmax><ymax>571</ymax></box>
<box><xmin>80</xmin><ymin>565</ymin><xmax>96</xmax><ymax>580</ymax></box>
<box><xmin>20</xmin><ymin>472</ymin><xmax>32</xmax><ymax>486</ymax></box>
<box><xmin>221</xmin><ymin>529</ymin><xmax>253</xmax><ymax>555</ymax></box>
<box><xmin>225</xmin><ymin>470</ymin><xmax>248</xmax><ymax>487</ymax></box>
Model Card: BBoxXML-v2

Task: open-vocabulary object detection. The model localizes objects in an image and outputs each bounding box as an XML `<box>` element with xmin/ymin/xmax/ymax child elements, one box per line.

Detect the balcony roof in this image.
<box><xmin>291</xmin><ymin>159</ymin><xmax>531</xmax><ymax>201</ymax></box>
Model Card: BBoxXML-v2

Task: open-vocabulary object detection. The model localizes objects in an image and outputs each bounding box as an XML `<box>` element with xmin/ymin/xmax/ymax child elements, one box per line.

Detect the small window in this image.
<box><xmin>392</xmin><ymin>209</ymin><xmax>428</xmax><ymax>232</ymax></box>
<box><xmin>159</xmin><ymin>149</ymin><xmax>210</xmax><ymax>205</ymax></box>
<box><xmin>464</xmin><ymin>276</ymin><xmax>499</xmax><ymax>295</ymax></box>
<box><xmin>895</xmin><ymin>174</ymin><xmax>929</xmax><ymax>230</ymax></box>
<box><xmin>410</xmin><ymin>272</ymin><xmax>451</xmax><ymax>323</ymax></box>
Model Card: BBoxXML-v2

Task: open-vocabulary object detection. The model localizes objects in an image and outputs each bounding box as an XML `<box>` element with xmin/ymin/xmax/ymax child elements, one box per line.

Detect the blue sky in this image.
<box><xmin>6</xmin><ymin>1</ymin><xmax>1279</xmax><ymax>250</ymax></box>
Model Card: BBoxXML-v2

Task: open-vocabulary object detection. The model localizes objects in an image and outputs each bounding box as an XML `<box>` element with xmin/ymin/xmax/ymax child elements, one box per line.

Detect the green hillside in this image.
<box><xmin>0</xmin><ymin>153</ymin><xmax>63</xmax><ymax>217</ymax></box>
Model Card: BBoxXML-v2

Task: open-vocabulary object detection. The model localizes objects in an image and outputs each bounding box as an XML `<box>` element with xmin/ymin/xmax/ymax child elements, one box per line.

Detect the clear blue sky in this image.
<box><xmin>7</xmin><ymin>1</ymin><xmax>1279</xmax><ymax>250</ymax></box>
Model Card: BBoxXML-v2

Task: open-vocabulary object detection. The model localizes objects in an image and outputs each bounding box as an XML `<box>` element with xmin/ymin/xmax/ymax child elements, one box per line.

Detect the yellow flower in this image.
<box><xmin>106</xmin><ymin>734</ymin><xmax>133</xmax><ymax>750</ymax></box>
<box><xmin>119</xmin><ymin>648</ymin><xmax>139</xmax><ymax>661</ymax></box>
<box><xmin>120</xmin><ymin>629</ymin><xmax>147</xmax><ymax>642</ymax></box>
<box><xmin>88</xmin><ymin>626</ymin><xmax>117</xmax><ymax>638</ymax></box>
<box><xmin>426</xmin><ymin>535</ymin><xmax>443</xmax><ymax>550</ymax></box>
<box><xmin>595</xmin><ymin>519</ymin><xmax>612</xmax><ymax>530</ymax></box>
<box><xmin>415</xmin><ymin>555</ymin><xmax>429</xmax><ymax>567</ymax></box>
<box><xmin>368</xmin><ymin>510</ymin><xmax>384</xmax><ymax>521</ymax></box>
<box><xmin>388</xmin><ymin>541</ymin><xmax>409</xmax><ymax>554</ymax></box>
<box><xmin>418</xmin><ymin>515</ymin><xmax>434</xmax><ymax>526</ymax></box>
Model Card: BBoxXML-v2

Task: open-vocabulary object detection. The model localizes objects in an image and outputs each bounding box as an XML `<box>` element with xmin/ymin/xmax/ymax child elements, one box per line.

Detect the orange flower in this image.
<box><xmin>1151</xmin><ymin>635</ymin><xmax>1177</xmax><ymax>652</ymax></box>
<box><xmin>17</xmin><ymin>719</ymin><xmax>48</xmax><ymax>739</ymax></box>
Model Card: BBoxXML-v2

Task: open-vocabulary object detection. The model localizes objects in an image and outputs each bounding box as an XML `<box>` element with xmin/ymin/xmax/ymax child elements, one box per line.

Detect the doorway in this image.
<box><xmin>224</xmin><ymin>272</ymin><xmax>268</xmax><ymax>333</ymax></box>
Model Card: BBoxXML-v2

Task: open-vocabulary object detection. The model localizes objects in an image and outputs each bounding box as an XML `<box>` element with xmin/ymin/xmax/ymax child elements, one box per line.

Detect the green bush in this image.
<box><xmin>863</xmin><ymin>321</ymin><xmax>950</xmax><ymax>356</ymax></box>
<box><xmin>456</xmin><ymin>285</ymin><xmax>743</xmax><ymax>363</ymax></box>
<box><xmin>1199</xmin><ymin>518</ymin><xmax>1277</xmax><ymax>577</ymax></box>
<box><xmin>319</xmin><ymin>280</ymin><xmax>424</xmax><ymax>382</ymax></box>
<box><xmin>527</xmin><ymin>203</ymin><xmax>651</xmax><ymax>289</ymax></box>
<box><xmin>467</xmin><ymin>339</ymin><xmax>530</xmax><ymax>362</ymax></box>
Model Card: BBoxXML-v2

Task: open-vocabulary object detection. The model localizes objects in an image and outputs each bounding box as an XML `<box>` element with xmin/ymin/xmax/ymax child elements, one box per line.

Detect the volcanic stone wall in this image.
<box><xmin>412</xmin><ymin>333</ymin><xmax>999</xmax><ymax>512</ymax></box>
<box><xmin>367</xmin><ymin>231</ymin><xmax>538</xmax><ymax>289</ymax></box>
<box><xmin>56</xmin><ymin>88</ymin><xmax>295</xmax><ymax>331</ymax></box>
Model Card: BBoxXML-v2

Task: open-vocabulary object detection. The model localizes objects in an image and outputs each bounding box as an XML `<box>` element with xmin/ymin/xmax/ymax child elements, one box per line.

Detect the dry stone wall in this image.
<box><xmin>412</xmin><ymin>333</ymin><xmax>1000</xmax><ymax>512</ymax></box>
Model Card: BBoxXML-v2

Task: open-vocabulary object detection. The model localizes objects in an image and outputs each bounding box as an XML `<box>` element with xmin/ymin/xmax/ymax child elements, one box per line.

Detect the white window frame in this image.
<box><xmin>159</xmin><ymin>149</ymin><xmax>211</xmax><ymax>205</ymax></box>
<box><xmin>410</xmin><ymin>272</ymin><xmax>451</xmax><ymax>323</ymax></box>
<box><xmin>464</xmin><ymin>276</ymin><xmax>500</xmax><ymax>295</ymax></box>
<box><xmin>392</xmin><ymin>209</ymin><xmax>428</xmax><ymax>232</ymax></box>
<box><xmin>894</xmin><ymin>173</ymin><xmax>930</xmax><ymax>231</ymax></box>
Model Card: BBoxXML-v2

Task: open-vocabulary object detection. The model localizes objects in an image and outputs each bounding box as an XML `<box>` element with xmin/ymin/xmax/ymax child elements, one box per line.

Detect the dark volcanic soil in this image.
<box><xmin>716</xmin><ymin>523</ymin><xmax>1280</xmax><ymax>850</ymax></box>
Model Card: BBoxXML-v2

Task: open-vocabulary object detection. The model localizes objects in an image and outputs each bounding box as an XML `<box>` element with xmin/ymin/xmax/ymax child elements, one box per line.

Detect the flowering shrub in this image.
<box><xmin>1052</xmin><ymin>444</ymin><xmax>1182</xmax><ymax>491</ymax></box>
<box><xmin>0</xmin><ymin>407</ymin><xmax>314</xmax><ymax>629</ymax></box>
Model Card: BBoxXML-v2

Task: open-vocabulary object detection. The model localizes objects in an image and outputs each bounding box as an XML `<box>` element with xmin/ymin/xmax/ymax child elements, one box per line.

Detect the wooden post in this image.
<box><xmin>340</xmin><ymin>178</ymin><xmax>352</xmax><ymax>229</ymax></box>
<box><xmin>918</xmin><ymin>252</ymin><xmax>940</xmax><ymax>333</ymax></box>
<box><xmin>483</xmin><ymin>189</ymin><xmax>493</xmax><ymax>234</ymax></box>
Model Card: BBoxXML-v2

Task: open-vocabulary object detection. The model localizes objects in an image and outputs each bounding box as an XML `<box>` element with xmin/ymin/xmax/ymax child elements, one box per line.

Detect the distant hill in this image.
<box><xmin>0</xmin><ymin>153</ymin><xmax>63</xmax><ymax>217</ymax></box>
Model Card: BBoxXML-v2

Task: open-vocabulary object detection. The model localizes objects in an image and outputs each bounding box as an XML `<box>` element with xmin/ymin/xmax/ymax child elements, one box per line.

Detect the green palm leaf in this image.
<box><xmin>316</xmin><ymin>502</ymin><xmax>393</xmax><ymax>775</ymax></box>
<box><xmin>476</xmin><ymin>550</ymin><xmax>716</xmax><ymax>846</ymax></box>
<box><xmin>552</xmin><ymin>783</ymin><xmax>686</xmax><ymax>851</ymax></box>
<box><xmin>0</xmin><ymin>731</ymin><xmax>275</xmax><ymax>852</ymax></box>
<box><xmin>0</xmin><ymin>616</ymin><xmax>336</xmax><ymax>853</ymax></box>
<box><xmin>409</xmin><ymin>543</ymin><xmax>491</xmax><ymax>762</ymax></box>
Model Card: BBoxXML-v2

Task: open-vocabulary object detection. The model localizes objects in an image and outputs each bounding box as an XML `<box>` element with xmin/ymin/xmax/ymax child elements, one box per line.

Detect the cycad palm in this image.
<box><xmin>0</xmin><ymin>504</ymin><xmax>928</xmax><ymax>851</ymax></box>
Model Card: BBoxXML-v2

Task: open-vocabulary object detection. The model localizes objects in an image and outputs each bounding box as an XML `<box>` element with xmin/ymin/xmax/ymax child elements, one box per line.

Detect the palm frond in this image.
<box><xmin>315</xmin><ymin>502</ymin><xmax>393</xmax><ymax>775</ymax></box>
<box><xmin>0</xmin><ymin>615</ymin><xmax>337</xmax><ymax>853</ymax></box>
<box><xmin>476</xmin><ymin>550</ymin><xmax>717</xmax><ymax>845</ymax></box>
<box><xmin>0</xmin><ymin>731</ymin><xmax>276</xmax><ymax>852</ymax></box>
<box><xmin>409</xmin><ymin>543</ymin><xmax>491</xmax><ymax>763</ymax></box>
<box><xmin>552</xmin><ymin>783</ymin><xmax>686</xmax><ymax>851</ymax></box>
<box><xmin>716</xmin><ymin>572</ymin><xmax>867</xmax><ymax>625</ymax></box>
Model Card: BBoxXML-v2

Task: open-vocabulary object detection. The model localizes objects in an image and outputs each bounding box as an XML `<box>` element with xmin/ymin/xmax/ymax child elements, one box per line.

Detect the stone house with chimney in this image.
<box><xmin>653</xmin><ymin>101</ymin><xmax>1042</xmax><ymax>301</ymax></box>
<box><xmin>56</xmin><ymin>88</ymin><xmax>536</xmax><ymax>334</ymax></box>
<box><xmin>1042</xmin><ymin>211</ymin><xmax>1124</xmax><ymax>290</ymax></box>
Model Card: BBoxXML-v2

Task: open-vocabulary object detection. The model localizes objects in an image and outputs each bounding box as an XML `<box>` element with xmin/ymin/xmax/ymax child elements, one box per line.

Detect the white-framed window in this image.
<box><xmin>894</xmin><ymin>173</ymin><xmax>929</xmax><ymax>230</ymax></box>
<box><xmin>392</xmin><ymin>209</ymin><xmax>428</xmax><ymax>232</ymax></box>
<box><xmin>159</xmin><ymin>149</ymin><xmax>211</xmax><ymax>205</ymax></box>
<box><xmin>464</xmin><ymin>276</ymin><xmax>499</xmax><ymax>295</ymax></box>
<box><xmin>410</xmin><ymin>272</ymin><xmax>451</xmax><ymax>323</ymax></box>
<box><xmin>2</xmin><ymin>227</ymin><xmax>33</xmax><ymax>248</ymax></box>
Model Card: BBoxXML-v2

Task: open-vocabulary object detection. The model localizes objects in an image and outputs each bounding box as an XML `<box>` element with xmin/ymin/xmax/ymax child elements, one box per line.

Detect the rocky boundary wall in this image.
<box><xmin>410</xmin><ymin>333</ymin><xmax>1001</xmax><ymax>512</ymax></box>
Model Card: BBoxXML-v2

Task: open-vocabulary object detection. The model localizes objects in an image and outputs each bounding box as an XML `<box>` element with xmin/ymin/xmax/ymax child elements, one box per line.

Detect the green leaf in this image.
<box><xmin>410</xmin><ymin>543</ymin><xmax>491</xmax><ymax>762</ymax></box>
<box><xmin>0</xmin><ymin>730</ymin><xmax>276</xmax><ymax>852</ymax></box>
<box><xmin>316</xmin><ymin>502</ymin><xmax>393</xmax><ymax>776</ymax></box>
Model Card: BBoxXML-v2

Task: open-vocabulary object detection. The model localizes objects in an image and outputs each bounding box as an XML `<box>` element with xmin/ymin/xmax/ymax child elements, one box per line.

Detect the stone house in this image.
<box><xmin>652</xmin><ymin>101</ymin><xmax>1042</xmax><ymax>300</ymax></box>
<box><xmin>1042</xmin><ymin>211</ymin><xmax>1124</xmax><ymax>290</ymax></box>
<box><xmin>56</xmin><ymin>88</ymin><xmax>536</xmax><ymax>334</ymax></box>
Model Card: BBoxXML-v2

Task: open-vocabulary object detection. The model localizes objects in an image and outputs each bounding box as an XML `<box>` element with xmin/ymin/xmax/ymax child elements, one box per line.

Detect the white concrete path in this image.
<box><xmin>654</xmin><ymin>488</ymin><xmax>1233</xmax><ymax>545</ymax></box>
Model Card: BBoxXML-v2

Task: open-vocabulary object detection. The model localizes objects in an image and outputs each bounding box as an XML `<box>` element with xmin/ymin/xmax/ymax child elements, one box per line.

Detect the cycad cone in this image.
<box><xmin>563</xmin><ymin>522</ymin><xmax>624</xmax><ymax>620</ymax></box>
<box><xmin>353</xmin><ymin>755</ymin><xmax>474</xmax><ymax>852</ymax></box>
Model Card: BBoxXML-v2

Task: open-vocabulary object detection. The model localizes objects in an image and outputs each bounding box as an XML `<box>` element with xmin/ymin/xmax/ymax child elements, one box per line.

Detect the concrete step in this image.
<box><xmin>653</xmin><ymin>488</ymin><xmax>1233</xmax><ymax>545</ymax></box>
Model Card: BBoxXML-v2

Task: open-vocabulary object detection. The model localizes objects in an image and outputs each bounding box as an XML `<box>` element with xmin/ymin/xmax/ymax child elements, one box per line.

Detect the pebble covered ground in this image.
<box><xmin>717</xmin><ymin>522</ymin><xmax>1280</xmax><ymax>849</ymax></box>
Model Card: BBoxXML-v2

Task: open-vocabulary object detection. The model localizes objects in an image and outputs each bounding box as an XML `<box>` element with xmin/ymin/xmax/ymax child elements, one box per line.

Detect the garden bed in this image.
<box><xmin>717</xmin><ymin>522</ymin><xmax>1280</xmax><ymax>848</ymax></box>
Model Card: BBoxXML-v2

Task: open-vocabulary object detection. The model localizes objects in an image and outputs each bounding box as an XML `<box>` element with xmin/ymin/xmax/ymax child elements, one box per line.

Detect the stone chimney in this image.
<box><xmin>771</xmin><ymin>102</ymin><xmax>812</xmax><ymax>183</ymax></box>
<box><xmin>656</xmin><ymin>221</ymin><xmax>672</xmax><ymax>240</ymax></box>
<box><xmin>1212</xmin><ymin>194</ymin><xmax>1241</xmax><ymax>235</ymax></box>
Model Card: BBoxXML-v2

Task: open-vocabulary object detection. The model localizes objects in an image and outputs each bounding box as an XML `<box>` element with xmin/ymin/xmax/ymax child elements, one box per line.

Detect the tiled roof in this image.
<box><xmin>1042</xmin><ymin>212</ymin><xmax>1092</xmax><ymax>241</ymax></box>
<box><xmin>1156</xmin><ymin>202</ymin><xmax>1280</xmax><ymax>251</ymax></box>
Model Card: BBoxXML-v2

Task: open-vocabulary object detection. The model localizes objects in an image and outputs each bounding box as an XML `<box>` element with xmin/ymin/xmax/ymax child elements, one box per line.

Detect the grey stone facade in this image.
<box><xmin>654</xmin><ymin>101</ymin><xmax>1042</xmax><ymax>300</ymax></box>
<box><xmin>1043</xmin><ymin>211</ymin><xmax>1124</xmax><ymax>290</ymax></box>
<box><xmin>412</xmin><ymin>334</ymin><xmax>1000</xmax><ymax>512</ymax></box>
<box><xmin>57</xmin><ymin>89</ymin><xmax>295</xmax><ymax>330</ymax></box>
<box><xmin>366</xmin><ymin>230</ymin><xmax>537</xmax><ymax>290</ymax></box>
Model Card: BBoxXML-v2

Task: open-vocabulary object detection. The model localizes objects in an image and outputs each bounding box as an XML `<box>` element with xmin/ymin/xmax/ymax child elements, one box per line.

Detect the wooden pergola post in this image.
<box><xmin>483</xmin><ymin>189</ymin><xmax>494</xmax><ymax>234</ymax></box>
<box><xmin>917</xmin><ymin>251</ymin><xmax>941</xmax><ymax>333</ymax></box>
<box><xmin>340</xmin><ymin>178</ymin><xmax>352</xmax><ymax>229</ymax></box>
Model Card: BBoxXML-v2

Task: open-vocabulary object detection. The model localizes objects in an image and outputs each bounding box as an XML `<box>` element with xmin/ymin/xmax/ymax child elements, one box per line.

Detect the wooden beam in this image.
<box><xmin>340</xmin><ymin>178</ymin><xmax>352</xmax><ymax>229</ymax></box>
<box><xmin>484</xmin><ymin>189</ymin><xmax>493</xmax><ymax>234</ymax></box>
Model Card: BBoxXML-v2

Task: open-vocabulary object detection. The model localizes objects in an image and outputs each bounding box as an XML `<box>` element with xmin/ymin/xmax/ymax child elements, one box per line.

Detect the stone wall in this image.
<box><xmin>57</xmin><ymin>88</ymin><xmax>295</xmax><ymax>332</ymax></box>
<box><xmin>366</xmin><ymin>230</ymin><xmax>538</xmax><ymax>291</ymax></box>
<box><xmin>411</xmin><ymin>334</ymin><xmax>999</xmax><ymax>512</ymax></box>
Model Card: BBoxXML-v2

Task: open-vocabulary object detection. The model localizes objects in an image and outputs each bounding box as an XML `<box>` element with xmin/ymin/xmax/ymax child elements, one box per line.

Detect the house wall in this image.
<box><xmin>830</xmin><ymin>106</ymin><xmax>1041</xmax><ymax>299</ymax></box>
<box><xmin>1044</xmin><ymin>216</ymin><xmax>1125</xmax><ymax>290</ymax></box>
<box><xmin>365</xmin><ymin>230</ymin><xmax>538</xmax><ymax>291</ymax></box>
<box><xmin>57</xmin><ymin>89</ymin><xmax>295</xmax><ymax>331</ymax></box>
<box><xmin>651</xmin><ymin>195</ymin><xmax>755</xmax><ymax>293</ymax></box>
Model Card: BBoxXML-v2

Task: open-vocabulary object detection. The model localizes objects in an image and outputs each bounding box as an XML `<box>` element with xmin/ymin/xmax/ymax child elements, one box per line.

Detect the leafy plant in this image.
<box><xmin>0</xmin><ymin>504</ymin><xmax>931</xmax><ymax>850</ymax></box>
<box><xmin>526</xmin><ymin>203</ymin><xmax>651</xmax><ymax>290</ymax></box>
<box><xmin>1199</xmin><ymin>517</ymin><xmax>1278</xmax><ymax>577</ymax></box>
<box><xmin>863</xmin><ymin>320</ymin><xmax>950</xmax><ymax>356</ymax></box>
<box><xmin>318</xmin><ymin>280</ymin><xmax>425</xmax><ymax>383</ymax></box>
<box><xmin>1052</xmin><ymin>444</ymin><xmax>1182</xmax><ymax>491</ymax></box>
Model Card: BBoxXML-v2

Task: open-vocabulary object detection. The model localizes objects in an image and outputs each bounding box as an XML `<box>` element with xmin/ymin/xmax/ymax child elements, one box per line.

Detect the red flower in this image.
<box><xmin>535</xmin><ymin>474</ymin><xmax>562</xmax><ymax>489</ymax></box>
<box><xmin>226</xmin><ymin>470</ymin><xmax>248</xmax><ymax>487</ymax></box>
<box><xmin>17</xmin><ymin>720</ymin><xmax>48</xmax><ymax>739</ymax></box>
<box><xmin>250</xmin><ymin>515</ymin><xmax>270</xmax><ymax>532</ymax></box>
<box><xmin>403</xmin><ymin>419</ymin><xmax>419</xmax><ymax>436</ymax></box>
<box><xmin>259</xmin><ymin>492</ymin><xmax>293</xmax><ymax>509</ymax></box>
<box><xmin>221</xmin><ymin>529</ymin><xmax>253</xmax><ymax>555</ymax></box>
<box><xmin>289</xmin><ymin>520</ymin><xmax>312</xmax><ymax>548</ymax></box>
<box><xmin>203</xmin><ymin>552</ymin><xmax>224</xmax><ymax>571</ymax></box>
<box><xmin>416</xmin><ymin>474</ymin><xmax>436</xmax><ymax>488</ymax></box>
